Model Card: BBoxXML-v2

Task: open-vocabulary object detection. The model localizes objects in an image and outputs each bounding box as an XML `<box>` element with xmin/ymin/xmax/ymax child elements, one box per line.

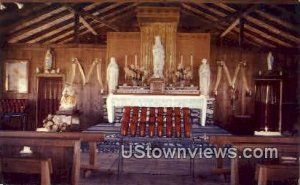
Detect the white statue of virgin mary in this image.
<box><xmin>107</xmin><ymin>57</ymin><xmax>119</xmax><ymax>94</ymax></box>
<box><xmin>152</xmin><ymin>36</ymin><xmax>165</xmax><ymax>79</ymax></box>
<box><xmin>44</xmin><ymin>48</ymin><xmax>55</xmax><ymax>71</ymax></box>
<box><xmin>267</xmin><ymin>51</ymin><xmax>274</xmax><ymax>71</ymax></box>
<box><xmin>199</xmin><ymin>58</ymin><xmax>211</xmax><ymax>96</ymax></box>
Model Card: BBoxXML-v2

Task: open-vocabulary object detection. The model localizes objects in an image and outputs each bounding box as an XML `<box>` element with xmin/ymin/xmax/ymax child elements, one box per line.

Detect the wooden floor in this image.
<box><xmin>80</xmin><ymin>152</ymin><xmax>230</xmax><ymax>185</ymax></box>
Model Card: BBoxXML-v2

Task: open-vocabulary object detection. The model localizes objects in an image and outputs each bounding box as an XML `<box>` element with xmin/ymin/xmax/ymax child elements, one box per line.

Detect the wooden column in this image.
<box><xmin>298</xmin><ymin>61</ymin><xmax>300</xmax><ymax>128</ymax></box>
<box><xmin>239</xmin><ymin>18</ymin><xmax>244</xmax><ymax>49</ymax></box>
<box><xmin>239</xmin><ymin>17</ymin><xmax>246</xmax><ymax>114</ymax></box>
<box><xmin>74</xmin><ymin>11</ymin><xmax>80</xmax><ymax>43</ymax></box>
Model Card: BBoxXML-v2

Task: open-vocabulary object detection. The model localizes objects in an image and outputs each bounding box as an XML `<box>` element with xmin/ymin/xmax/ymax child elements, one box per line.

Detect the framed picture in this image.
<box><xmin>5</xmin><ymin>60</ymin><xmax>29</xmax><ymax>93</ymax></box>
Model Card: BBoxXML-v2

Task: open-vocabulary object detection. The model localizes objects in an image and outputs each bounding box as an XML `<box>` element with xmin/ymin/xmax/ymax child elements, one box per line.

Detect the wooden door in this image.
<box><xmin>36</xmin><ymin>75</ymin><xmax>63</xmax><ymax>128</ymax></box>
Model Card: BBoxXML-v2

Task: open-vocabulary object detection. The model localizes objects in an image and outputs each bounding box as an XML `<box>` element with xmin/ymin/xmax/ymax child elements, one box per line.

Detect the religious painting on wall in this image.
<box><xmin>5</xmin><ymin>60</ymin><xmax>29</xmax><ymax>93</ymax></box>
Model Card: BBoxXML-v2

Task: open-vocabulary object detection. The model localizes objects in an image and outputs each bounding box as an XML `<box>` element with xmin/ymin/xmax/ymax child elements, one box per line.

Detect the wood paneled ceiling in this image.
<box><xmin>0</xmin><ymin>1</ymin><xmax>299</xmax><ymax>48</ymax></box>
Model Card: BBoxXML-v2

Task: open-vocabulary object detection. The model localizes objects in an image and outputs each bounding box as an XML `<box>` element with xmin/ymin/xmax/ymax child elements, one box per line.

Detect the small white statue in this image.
<box><xmin>107</xmin><ymin>57</ymin><xmax>119</xmax><ymax>94</ymax></box>
<box><xmin>152</xmin><ymin>36</ymin><xmax>165</xmax><ymax>79</ymax></box>
<box><xmin>44</xmin><ymin>48</ymin><xmax>55</xmax><ymax>71</ymax></box>
<box><xmin>267</xmin><ymin>51</ymin><xmax>274</xmax><ymax>71</ymax></box>
<box><xmin>199</xmin><ymin>58</ymin><xmax>211</xmax><ymax>96</ymax></box>
<box><xmin>59</xmin><ymin>83</ymin><xmax>77</xmax><ymax>112</ymax></box>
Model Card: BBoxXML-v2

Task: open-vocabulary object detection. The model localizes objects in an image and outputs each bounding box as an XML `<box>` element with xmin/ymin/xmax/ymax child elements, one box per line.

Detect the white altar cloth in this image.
<box><xmin>106</xmin><ymin>94</ymin><xmax>207</xmax><ymax>126</ymax></box>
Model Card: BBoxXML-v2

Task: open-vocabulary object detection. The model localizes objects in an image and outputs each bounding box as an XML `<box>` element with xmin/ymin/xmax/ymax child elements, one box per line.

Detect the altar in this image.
<box><xmin>106</xmin><ymin>94</ymin><xmax>207</xmax><ymax>126</ymax></box>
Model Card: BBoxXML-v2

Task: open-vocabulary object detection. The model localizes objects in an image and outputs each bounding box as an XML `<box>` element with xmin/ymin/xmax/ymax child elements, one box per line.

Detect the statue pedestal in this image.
<box><xmin>150</xmin><ymin>78</ymin><xmax>165</xmax><ymax>94</ymax></box>
<box><xmin>56</xmin><ymin>110</ymin><xmax>81</xmax><ymax>131</ymax></box>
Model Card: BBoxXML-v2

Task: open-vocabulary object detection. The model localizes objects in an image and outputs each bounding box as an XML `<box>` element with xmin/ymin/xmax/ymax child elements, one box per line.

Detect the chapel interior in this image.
<box><xmin>0</xmin><ymin>0</ymin><xmax>299</xmax><ymax>185</ymax></box>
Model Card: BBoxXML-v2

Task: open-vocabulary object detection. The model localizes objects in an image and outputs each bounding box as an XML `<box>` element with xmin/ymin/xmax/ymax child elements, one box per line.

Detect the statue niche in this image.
<box><xmin>152</xmin><ymin>36</ymin><xmax>165</xmax><ymax>79</ymax></box>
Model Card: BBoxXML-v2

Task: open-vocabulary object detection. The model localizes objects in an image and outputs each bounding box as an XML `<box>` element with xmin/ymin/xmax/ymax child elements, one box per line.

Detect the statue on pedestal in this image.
<box><xmin>152</xmin><ymin>36</ymin><xmax>165</xmax><ymax>79</ymax></box>
<box><xmin>107</xmin><ymin>57</ymin><xmax>119</xmax><ymax>94</ymax></box>
<box><xmin>267</xmin><ymin>51</ymin><xmax>274</xmax><ymax>71</ymax></box>
<box><xmin>59</xmin><ymin>83</ymin><xmax>77</xmax><ymax>112</ymax></box>
<box><xmin>199</xmin><ymin>58</ymin><xmax>211</xmax><ymax>96</ymax></box>
<box><xmin>44</xmin><ymin>48</ymin><xmax>55</xmax><ymax>73</ymax></box>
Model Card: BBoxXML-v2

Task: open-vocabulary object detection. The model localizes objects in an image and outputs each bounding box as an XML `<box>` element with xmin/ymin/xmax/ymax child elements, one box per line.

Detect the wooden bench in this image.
<box><xmin>0</xmin><ymin>131</ymin><xmax>105</xmax><ymax>185</ymax></box>
<box><xmin>208</xmin><ymin>135</ymin><xmax>299</xmax><ymax>177</ymax></box>
<box><xmin>1</xmin><ymin>157</ymin><xmax>52</xmax><ymax>185</ymax></box>
<box><xmin>231</xmin><ymin>143</ymin><xmax>299</xmax><ymax>185</ymax></box>
<box><xmin>255</xmin><ymin>163</ymin><xmax>299</xmax><ymax>185</ymax></box>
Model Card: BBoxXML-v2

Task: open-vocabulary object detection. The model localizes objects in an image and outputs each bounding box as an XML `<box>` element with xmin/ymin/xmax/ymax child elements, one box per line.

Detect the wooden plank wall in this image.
<box><xmin>0</xmin><ymin>43</ymin><xmax>298</xmax><ymax>130</ymax></box>
<box><xmin>0</xmin><ymin>44</ymin><xmax>106</xmax><ymax>129</ymax></box>
<box><xmin>177</xmin><ymin>33</ymin><xmax>211</xmax><ymax>85</ymax></box>
<box><xmin>210</xmin><ymin>44</ymin><xmax>263</xmax><ymax>126</ymax></box>
<box><xmin>107</xmin><ymin>32</ymin><xmax>141</xmax><ymax>85</ymax></box>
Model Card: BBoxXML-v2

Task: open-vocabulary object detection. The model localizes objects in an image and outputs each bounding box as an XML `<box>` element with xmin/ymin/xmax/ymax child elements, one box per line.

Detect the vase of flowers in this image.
<box><xmin>172</xmin><ymin>63</ymin><xmax>193</xmax><ymax>87</ymax></box>
<box><xmin>124</xmin><ymin>64</ymin><xmax>149</xmax><ymax>86</ymax></box>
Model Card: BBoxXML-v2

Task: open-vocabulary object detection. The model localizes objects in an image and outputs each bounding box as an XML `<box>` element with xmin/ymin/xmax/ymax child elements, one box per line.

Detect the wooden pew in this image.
<box><xmin>231</xmin><ymin>143</ymin><xmax>299</xmax><ymax>185</ymax></box>
<box><xmin>0</xmin><ymin>136</ymin><xmax>80</xmax><ymax>185</ymax></box>
<box><xmin>1</xmin><ymin>157</ymin><xmax>52</xmax><ymax>185</ymax></box>
<box><xmin>255</xmin><ymin>164</ymin><xmax>299</xmax><ymax>185</ymax></box>
<box><xmin>208</xmin><ymin>136</ymin><xmax>299</xmax><ymax>176</ymax></box>
<box><xmin>0</xmin><ymin>131</ymin><xmax>105</xmax><ymax>185</ymax></box>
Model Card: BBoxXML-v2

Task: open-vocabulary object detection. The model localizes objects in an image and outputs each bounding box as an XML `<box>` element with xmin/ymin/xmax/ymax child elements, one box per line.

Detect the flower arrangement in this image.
<box><xmin>41</xmin><ymin>114</ymin><xmax>71</xmax><ymax>132</ymax></box>
<box><xmin>172</xmin><ymin>63</ymin><xmax>193</xmax><ymax>83</ymax></box>
<box><xmin>124</xmin><ymin>64</ymin><xmax>149</xmax><ymax>85</ymax></box>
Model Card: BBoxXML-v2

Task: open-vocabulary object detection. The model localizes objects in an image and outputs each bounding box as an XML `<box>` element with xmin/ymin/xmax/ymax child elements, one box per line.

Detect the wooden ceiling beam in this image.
<box><xmin>181</xmin><ymin>4</ymin><xmax>266</xmax><ymax>48</ymax></box>
<box><xmin>192</xmin><ymin>3</ymin><xmax>227</xmax><ymax>17</ymax></box>
<box><xmin>230</xmin><ymin>24</ymin><xmax>276</xmax><ymax>48</ymax></box>
<box><xmin>214</xmin><ymin>3</ymin><xmax>236</xmax><ymax>13</ymax></box>
<box><xmin>197</xmin><ymin>4</ymin><xmax>258</xmax><ymax>32</ymax></box>
<box><xmin>43</xmin><ymin>3</ymin><xmax>135</xmax><ymax>44</ymax></box>
<box><xmin>0</xmin><ymin>3</ymin><xmax>49</xmax><ymax>23</ymax></box>
<box><xmin>240</xmin><ymin>31</ymin><xmax>276</xmax><ymax>48</ymax></box>
<box><xmin>1</xmin><ymin>0</ymin><xmax>298</xmax><ymax>4</ymax></box>
<box><xmin>65</xmin><ymin>6</ymin><xmax>120</xmax><ymax>31</ymax></box>
<box><xmin>221</xmin><ymin>18</ymin><xmax>240</xmax><ymax>38</ymax></box>
<box><xmin>220</xmin><ymin>5</ymin><xmax>259</xmax><ymax>37</ymax></box>
<box><xmin>214</xmin><ymin>3</ymin><xmax>299</xmax><ymax>47</ymax></box>
<box><xmin>182</xmin><ymin>3</ymin><xmax>218</xmax><ymax>22</ymax></box>
<box><xmin>229</xmin><ymin>28</ymin><xmax>276</xmax><ymax>48</ymax></box>
<box><xmin>57</xmin><ymin>4</ymin><xmax>137</xmax><ymax>44</ymax></box>
<box><xmin>9</xmin><ymin>7</ymin><xmax>67</xmax><ymax>34</ymax></box>
<box><xmin>223</xmin><ymin>31</ymin><xmax>263</xmax><ymax>48</ymax></box>
<box><xmin>254</xmin><ymin>10</ymin><xmax>299</xmax><ymax>34</ymax></box>
<box><xmin>79</xmin><ymin>16</ymin><xmax>98</xmax><ymax>35</ymax></box>
<box><xmin>16</xmin><ymin>3</ymin><xmax>108</xmax><ymax>43</ymax></box>
<box><xmin>244</xmin><ymin>15</ymin><xmax>300</xmax><ymax>44</ymax></box>
<box><xmin>32</xmin><ymin>4</ymin><xmax>121</xmax><ymax>44</ymax></box>
<box><xmin>243</xmin><ymin>21</ymin><xmax>296</xmax><ymax>47</ymax></box>
<box><xmin>269</xmin><ymin>5</ymin><xmax>299</xmax><ymax>21</ymax></box>
<box><xmin>7</xmin><ymin>8</ymin><xmax>72</xmax><ymax>43</ymax></box>
<box><xmin>6</xmin><ymin>3</ymin><xmax>93</xmax><ymax>43</ymax></box>
<box><xmin>8</xmin><ymin>13</ymin><xmax>74</xmax><ymax>43</ymax></box>
<box><xmin>180</xmin><ymin>9</ymin><xmax>225</xmax><ymax>32</ymax></box>
<box><xmin>74</xmin><ymin>10</ymin><xmax>80</xmax><ymax>43</ymax></box>
<box><xmin>0</xmin><ymin>4</ymin><xmax>58</xmax><ymax>35</ymax></box>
